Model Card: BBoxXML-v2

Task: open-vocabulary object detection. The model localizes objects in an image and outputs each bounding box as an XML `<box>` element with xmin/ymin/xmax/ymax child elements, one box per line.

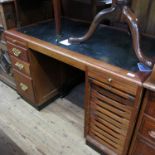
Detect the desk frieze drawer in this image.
<box><xmin>7</xmin><ymin>41</ymin><xmax>29</xmax><ymax>62</ymax></box>
<box><xmin>87</xmin><ymin>67</ymin><xmax>138</xmax><ymax>96</ymax></box>
<box><xmin>5</xmin><ymin>35</ymin><xmax>27</xmax><ymax>48</ymax></box>
<box><xmin>13</xmin><ymin>69</ymin><xmax>35</xmax><ymax>103</ymax></box>
<box><xmin>10</xmin><ymin>55</ymin><xmax>31</xmax><ymax>76</ymax></box>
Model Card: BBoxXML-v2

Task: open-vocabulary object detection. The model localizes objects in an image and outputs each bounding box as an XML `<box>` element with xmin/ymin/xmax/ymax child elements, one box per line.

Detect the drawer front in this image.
<box><xmin>132</xmin><ymin>137</ymin><xmax>155</xmax><ymax>155</ymax></box>
<box><xmin>139</xmin><ymin>116</ymin><xmax>155</xmax><ymax>144</ymax></box>
<box><xmin>145</xmin><ymin>91</ymin><xmax>155</xmax><ymax>118</ymax></box>
<box><xmin>88</xmin><ymin>67</ymin><xmax>138</xmax><ymax>96</ymax></box>
<box><xmin>13</xmin><ymin>69</ymin><xmax>35</xmax><ymax>103</ymax></box>
<box><xmin>86</xmin><ymin>77</ymin><xmax>137</xmax><ymax>155</ymax></box>
<box><xmin>5</xmin><ymin>35</ymin><xmax>27</xmax><ymax>48</ymax></box>
<box><xmin>10</xmin><ymin>55</ymin><xmax>31</xmax><ymax>76</ymax></box>
<box><xmin>7</xmin><ymin>41</ymin><xmax>29</xmax><ymax>62</ymax></box>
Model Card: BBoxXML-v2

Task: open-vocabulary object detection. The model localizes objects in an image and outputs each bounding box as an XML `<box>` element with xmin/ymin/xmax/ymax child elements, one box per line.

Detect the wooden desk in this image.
<box><xmin>4</xmin><ymin>19</ymin><xmax>155</xmax><ymax>155</ymax></box>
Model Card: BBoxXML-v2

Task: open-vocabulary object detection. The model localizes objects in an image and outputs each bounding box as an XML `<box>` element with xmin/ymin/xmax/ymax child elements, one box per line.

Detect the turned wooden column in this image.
<box><xmin>52</xmin><ymin>0</ymin><xmax>61</xmax><ymax>35</ymax></box>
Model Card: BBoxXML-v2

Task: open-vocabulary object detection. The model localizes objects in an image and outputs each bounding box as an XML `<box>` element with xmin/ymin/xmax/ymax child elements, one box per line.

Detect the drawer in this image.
<box><xmin>10</xmin><ymin>55</ymin><xmax>31</xmax><ymax>76</ymax></box>
<box><xmin>139</xmin><ymin>116</ymin><xmax>155</xmax><ymax>144</ymax></box>
<box><xmin>90</xmin><ymin>78</ymin><xmax>135</xmax><ymax>106</ymax></box>
<box><xmin>132</xmin><ymin>137</ymin><xmax>155</xmax><ymax>155</ymax></box>
<box><xmin>13</xmin><ymin>69</ymin><xmax>35</xmax><ymax>103</ymax></box>
<box><xmin>7</xmin><ymin>41</ymin><xmax>29</xmax><ymax>62</ymax></box>
<box><xmin>145</xmin><ymin>91</ymin><xmax>155</xmax><ymax>118</ymax></box>
<box><xmin>5</xmin><ymin>35</ymin><xmax>27</xmax><ymax>48</ymax></box>
<box><xmin>87</xmin><ymin>67</ymin><xmax>138</xmax><ymax>96</ymax></box>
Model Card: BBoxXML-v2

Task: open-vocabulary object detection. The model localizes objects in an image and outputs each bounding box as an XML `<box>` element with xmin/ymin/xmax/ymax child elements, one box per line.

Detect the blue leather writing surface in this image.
<box><xmin>19</xmin><ymin>19</ymin><xmax>155</xmax><ymax>72</ymax></box>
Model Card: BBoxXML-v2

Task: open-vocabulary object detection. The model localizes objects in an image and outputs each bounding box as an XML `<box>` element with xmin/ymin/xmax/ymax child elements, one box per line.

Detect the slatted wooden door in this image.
<box><xmin>85</xmin><ymin>67</ymin><xmax>143</xmax><ymax>155</ymax></box>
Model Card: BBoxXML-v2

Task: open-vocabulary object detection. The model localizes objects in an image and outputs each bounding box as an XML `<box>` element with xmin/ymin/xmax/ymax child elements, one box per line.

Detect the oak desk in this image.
<box><xmin>5</xmin><ymin>19</ymin><xmax>155</xmax><ymax>155</ymax></box>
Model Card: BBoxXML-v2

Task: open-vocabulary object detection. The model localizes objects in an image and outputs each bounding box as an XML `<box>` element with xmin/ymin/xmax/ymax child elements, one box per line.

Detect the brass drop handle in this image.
<box><xmin>12</xmin><ymin>48</ymin><xmax>21</xmax><ymax>57</ymax></box>
<box><xmin>15</xmin><ymin>62</ymin><xmax>24</xmax><ymax>70</ymax></box>
<box><xmin>20</xmin><ymin>83</ymin><xmax>28</xmax><ymax>91</ymax></box>
<box><xmin>108</xmin><ymin>78</ymin><xmax>112</xmax><ymax>83</ymax></box>
<box><xmin>148</xmin><ymin>131</ymin><xmax>155</xmax><ymax>139</ymax></box>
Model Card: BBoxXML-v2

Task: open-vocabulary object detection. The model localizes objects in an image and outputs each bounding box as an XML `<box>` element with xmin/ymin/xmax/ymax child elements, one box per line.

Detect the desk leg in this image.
<box><xmin>53</xmin><ymin>0</ymin><xmax>61</xmax><ymax>35</ymax></box>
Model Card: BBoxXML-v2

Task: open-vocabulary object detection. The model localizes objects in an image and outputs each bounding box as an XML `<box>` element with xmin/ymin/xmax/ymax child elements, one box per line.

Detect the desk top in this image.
<box><xmin>5</xmin><ymin>19</ymin><xmax>155</xmax><ymax>85</ymax></box>
<box><xmin>18</xmin><ymin>19</ymin><xmax>155</xmax><ymax>72</ymax></box>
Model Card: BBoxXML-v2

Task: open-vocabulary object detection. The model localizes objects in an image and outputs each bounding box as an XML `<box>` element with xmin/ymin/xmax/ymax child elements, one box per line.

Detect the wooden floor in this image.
<box><xmin>0</xmin><ymin>81</ymin><xmax>99</xmax><ymax>155</ymax></box>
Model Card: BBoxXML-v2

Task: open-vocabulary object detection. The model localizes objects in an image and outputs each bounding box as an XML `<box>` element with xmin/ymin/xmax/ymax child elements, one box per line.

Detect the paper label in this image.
<box><xmin>59</xmin><ymin>39</ymin><xmax>71</xmax><ymax>46</ymax></box>
<box><xmin>127</xmin><ymin>73</ymin><xmax>135</xmax><ymax>78</ymax></box>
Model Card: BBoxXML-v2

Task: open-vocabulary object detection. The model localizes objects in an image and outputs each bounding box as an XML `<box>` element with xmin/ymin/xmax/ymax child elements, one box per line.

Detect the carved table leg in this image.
<box><xmin>68</xmin><ymin>5</ymin><xmax>117</xmax><ymax>44</ymax></box>
<box><xmin>68</xmin><ymin>0</ymin><xmax>155</xmax><ymax>68</ymax></box>
<box><xmin>122</xmin><ymin>6</ymin><xmax>155</xmax><ymax>68</ymax></box>
<box><xmin>53</xmin><ymin>0</ymin><xmax>61</xmax><ymax>35</ymax></box>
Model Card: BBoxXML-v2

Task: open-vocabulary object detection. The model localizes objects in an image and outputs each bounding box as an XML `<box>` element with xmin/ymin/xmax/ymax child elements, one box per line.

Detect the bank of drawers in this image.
<box><xmin>6</xmin><ymin>36</ymin><xmax>35</xmax><ymax>103</ymax></box>
<box><xmin>131</xmin><ymin>91</ymin><xmax>155</xmax><ymax>155</ymax></box>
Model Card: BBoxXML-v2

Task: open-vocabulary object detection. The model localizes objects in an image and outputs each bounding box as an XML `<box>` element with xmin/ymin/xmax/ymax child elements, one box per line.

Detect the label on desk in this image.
<box><xmin>127</xmin><ymin>73</ymin><xmax>135</xmax><ymax>78</ymax></box>
<box><xmin>59</xmin><ymin>39</ymin><xmax>71</xmax><ymax>46</ymax></box>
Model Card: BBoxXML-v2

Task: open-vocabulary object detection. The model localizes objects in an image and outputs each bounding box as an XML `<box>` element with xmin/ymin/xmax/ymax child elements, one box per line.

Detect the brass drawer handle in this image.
<box><xmin>20</xmin><ymin>83</ymin><xmax>28</xmax><ymax>91</ymax></box>
<box><xmin>12</xmin><ymin>48</ymin><xmax>21</xmax><ymax>57</ymax></box>
<box><xmin>148</xmin><ymin>131</ymin><xmax>155</xmax><ymax>139</ymax></box>
<box><xmin>15</xmin><ymin>62</ymin><xmax>24</xmax><ymax>70</ymax></box>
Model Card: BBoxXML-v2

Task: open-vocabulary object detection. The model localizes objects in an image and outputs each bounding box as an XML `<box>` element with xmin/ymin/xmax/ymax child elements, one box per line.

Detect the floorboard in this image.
<box><xmin>0</xmin><ymin>81</ymin><xmax>99</xmax><ymax>155</ymax></box>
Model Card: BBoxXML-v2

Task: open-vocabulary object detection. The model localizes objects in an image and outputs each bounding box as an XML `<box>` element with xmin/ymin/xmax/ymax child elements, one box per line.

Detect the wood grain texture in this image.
<box><xmin>13</xmin><ymin>69</ymin><xmax>35</xmax><ymax>103</ymax></box>
<box><xmin>132</xmin><ymin>136</ymin><xmax>155</xmax><ymax>155</ymax></box>
<box><xmin>131</xmin><ymin>0</ymin><xmax>155</xmax><ymax>36</ymax></box>
<box><xmin>5</xmin><ymin>29</ymin><xmax>148</xmax><ymax>85</ymax></box>
<box><xmin>0</xmin><ymin>128</ymin><xmax>25</xmax><ymax>155</ymax></box>
<box><xmin>10</xmin><ymin>55</ymin><xmax>31</xmax><ymax>76</ymax></box>
<box><xmin>139</xmin><ymin>115</ymin><xmax>155</xmax><ymax>145</ymax></box>
<box><xmin>7</xmin><ymin>41</ymin><xmax>29</xmax><ymax>62</ymax></box>
<box><xmin>28</xmin><ymin>50</ymin><xmax>60</xmax><ymax>105</ymax></box>
<box><xmin>53</xmin><ymin>0</ymin><xmax>61</xmax><ymax>34</ymax></box>
<box><xmin>129</xmin><ymin>72</ymin><xmax>155</xmax><ymax>155</ymax></box>
<box><xmin>0</xmin><ymin>81</ymin><xmax>99</xmax><ymax>155</ymax></box>
<box><xmin>145</xmin><ymin>0</ymin><xmax>155</xmax><ymax>36</ymax></box>
<box><xmin>131</xmin><ymin>0</ymin><xmax>149</xmax><ymax>31</ymax></box>
<box><xmin>85</xmin><ymin>66</ymin><xmax>144</xmax><ymax>155</ymax></box>
<box><xmin>5</xmin><ymin>31</ymin><xmax>85</xmax><ymax>108</ymax></box>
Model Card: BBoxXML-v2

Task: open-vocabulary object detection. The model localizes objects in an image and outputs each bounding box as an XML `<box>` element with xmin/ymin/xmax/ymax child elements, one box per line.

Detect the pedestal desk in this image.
<box><xmin>4</xmin><ymin>18</ymin><xmax>155</xmax><ymax>154</ymax></box>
